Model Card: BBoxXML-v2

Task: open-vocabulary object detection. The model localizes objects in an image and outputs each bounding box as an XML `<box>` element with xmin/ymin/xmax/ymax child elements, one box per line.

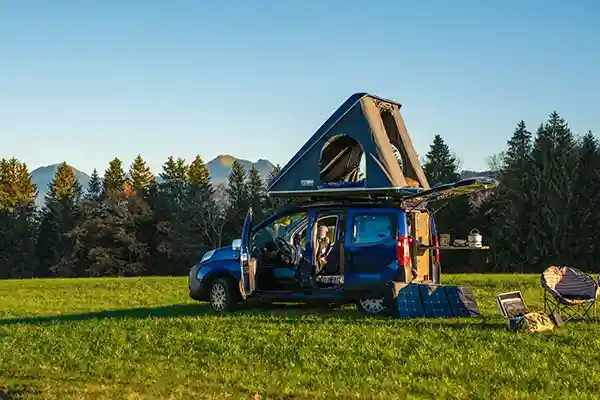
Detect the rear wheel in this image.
<box><xmin>356</xmin><ymin>298</ymin><xmax>386</xmax><ymax>315</ymax></box>
<box><xmin>209</xmin><ymin>278</ymin><xmax>238</xmax><ymax>312</ymax></box>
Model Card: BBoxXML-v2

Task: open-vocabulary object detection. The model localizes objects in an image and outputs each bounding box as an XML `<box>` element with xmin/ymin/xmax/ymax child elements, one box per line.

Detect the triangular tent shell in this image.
<box><xmin>267</xmin><ymin>93</ymin><xmax>430</xmax><ymax>197</ymax></box>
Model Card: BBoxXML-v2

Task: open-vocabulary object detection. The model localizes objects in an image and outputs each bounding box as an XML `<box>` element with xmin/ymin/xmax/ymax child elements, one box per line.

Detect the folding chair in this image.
<box><xmin>541</xmin><ymin>266</ymin><xmax>598</xmax><ymax>322</ymax></box>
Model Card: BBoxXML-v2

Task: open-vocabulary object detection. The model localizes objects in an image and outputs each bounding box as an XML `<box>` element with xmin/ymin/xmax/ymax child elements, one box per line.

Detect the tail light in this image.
<box><xmin>397</xmin><ymin>235</ymin><xmax>411</xmax><ymax>267</ymax></box>
<box><xmin>434</xmin><ymin>235</ymin><xmax>440</xmax><ymax>263</ymax></box>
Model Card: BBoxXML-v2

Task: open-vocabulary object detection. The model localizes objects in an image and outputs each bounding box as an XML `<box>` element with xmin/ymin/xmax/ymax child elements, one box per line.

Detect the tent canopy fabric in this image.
<box><xmin>267</xmin><ymin>93</ymin><xmax>431</xmax><ymax>197</ymax></box>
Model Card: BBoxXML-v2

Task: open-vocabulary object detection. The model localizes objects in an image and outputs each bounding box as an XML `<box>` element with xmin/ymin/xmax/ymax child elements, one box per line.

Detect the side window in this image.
<box><xmin>297</xmin><ymin>226</ymin><xmax>308</xmax><ymax>249</ymax></box>
<box><xmin>351</xmin><ymin>212</ymin><xmax>396</xmax><ymax>245</ymax></box>
<box><xmin>294</xmin><ymin>214</ymin><xmax>339</xmax><ymax>249</ymax></box>
<box><xmin>273</xmin><ymin>212</ymin><xmax>306</xmax><ymax>239</ymax></box>
<box><xmin>253</xmin><ymin>212</ymin><xmax>307</xmax><ymax>249</ymax></box>
<box><xmin>317</xmin><ymin>215</ymin><xmax>338</xmax><ymax>243</ymax></box>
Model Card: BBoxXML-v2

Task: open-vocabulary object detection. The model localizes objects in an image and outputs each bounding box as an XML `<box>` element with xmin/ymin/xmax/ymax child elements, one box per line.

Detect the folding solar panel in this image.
<box><xmin>418</xmin><ymin>284</ymin><xmax>454</xmax><ymax>318</ymax></box>
<box><xmin>444</xmin><ymin>285</ymin><xmax>481</xmax><ymax>317</ymax></box>
<box><xmin>496</xmin><ymin>291</ymin><xmax>526</xmax><ymax>318</ymax></box>
<box><xmin>391</xmin><ymin>283</ymin><xmax>426</xmax><ymax>318</ymax></box>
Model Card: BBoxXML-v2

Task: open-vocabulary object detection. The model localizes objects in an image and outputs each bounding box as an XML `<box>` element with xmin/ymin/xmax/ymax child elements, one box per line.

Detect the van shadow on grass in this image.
<box><xmin>0</xmin><ymin>302</ymin><xmax>506</xmax><ymax>331</ymax></box>
<box><xmin>0</xmin><ymin>303</ymin><xmax>356</xmax><ymax>326</ymax></box>
<box><xmin>0</xmin><ymin>303</ymin><xmax>214</xmax><ymax>326</ymax></box>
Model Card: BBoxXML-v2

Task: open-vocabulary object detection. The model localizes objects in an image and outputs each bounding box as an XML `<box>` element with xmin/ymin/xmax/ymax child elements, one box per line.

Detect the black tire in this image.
<box><xmin>208</xmin><ymin>278</ymin><xmax>238</xmax><ymax>312</ymax></box>
<box><xmin>355</xmin><ymin>298</ymin><xmax>386</xmax><ymax>315</ymax></box>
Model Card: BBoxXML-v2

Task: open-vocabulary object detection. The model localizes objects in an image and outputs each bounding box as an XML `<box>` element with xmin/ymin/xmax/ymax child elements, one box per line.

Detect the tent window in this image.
<box><xmin>319</xmin><ymin>134</ymin><xmax>366</xmax><ymax>184</ymax></box>
<box><xmin>380</xmin><ymin>109</ymin><xmax>405</xmax><ymax>173</ymax></box>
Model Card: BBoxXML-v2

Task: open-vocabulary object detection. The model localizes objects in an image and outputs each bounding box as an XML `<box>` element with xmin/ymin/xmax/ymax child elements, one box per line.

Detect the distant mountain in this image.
<box><xmin>206</xmin><ymin>155</ymin><xmax>275</xmax><ymax>185</ymax></box>
<box><xmin>29</xmin><ymin>156</ymin><xmax>276</xmax><ymax>208</ymax></box>
<box><xmin>31</xmin><ymin>164</ymin><xmax>91</xmax><ymax>208</ymax></box>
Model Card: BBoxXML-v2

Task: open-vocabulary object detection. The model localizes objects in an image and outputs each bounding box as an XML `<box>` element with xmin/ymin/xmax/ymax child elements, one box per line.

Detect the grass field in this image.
<box><xmin>0</xmin><ymin>274</ymin><xmax>597</xmax><ymax>400</ymax></box>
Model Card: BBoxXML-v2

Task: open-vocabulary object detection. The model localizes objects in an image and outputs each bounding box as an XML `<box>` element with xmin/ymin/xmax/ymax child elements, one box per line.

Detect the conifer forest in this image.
<box><xmin>1</xmin><ymin>111</ymin><xmax>598</xmax><ymax>279</ymax></box>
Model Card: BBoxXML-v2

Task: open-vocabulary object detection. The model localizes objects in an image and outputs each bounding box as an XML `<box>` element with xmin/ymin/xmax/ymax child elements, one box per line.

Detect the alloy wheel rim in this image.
<box><xmin>210</xmin><ymin>283</ymin><xmax>227</xmax><ymax>311</ymax></box>
<box><xmin>360</xmin><ymin>298</ymin><xmax>384</xmax><ymax>314</ymax></box>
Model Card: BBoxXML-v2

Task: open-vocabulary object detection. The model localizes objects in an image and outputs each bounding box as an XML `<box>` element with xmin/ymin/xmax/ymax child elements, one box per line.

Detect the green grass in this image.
<box><xmin>0</xmin><ymin>274</ymin><xmax>597</xmax><ymax>399</ymax></box>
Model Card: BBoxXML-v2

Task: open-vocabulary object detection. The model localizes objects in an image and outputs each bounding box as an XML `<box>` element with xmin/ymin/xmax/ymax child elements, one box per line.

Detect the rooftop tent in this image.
<box><xmin>267</xmin><ymin>93</ymin><xmax>430</xmax><ymax>197</ymax></box>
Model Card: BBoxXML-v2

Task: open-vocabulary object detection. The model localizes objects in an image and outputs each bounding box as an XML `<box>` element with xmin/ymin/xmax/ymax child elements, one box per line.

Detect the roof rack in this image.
<box><xmin>268</xmin><ymin>186</ymin><xmax>424</xmax><ymax>200</ymax></box>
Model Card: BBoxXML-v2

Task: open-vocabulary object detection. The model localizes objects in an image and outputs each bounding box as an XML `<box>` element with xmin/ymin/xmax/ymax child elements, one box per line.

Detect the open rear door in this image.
<box><xmin>402</xmin><ymin>177</ymin><xmax>498</xmax><ymax>206</ymax></box>
<box><xmin>239</xmin><ymin>208</ymin><xmax>256</xmax><ymax>299</ymax></box>
<box><xmin>403</xmin><ymin>177</ymin><xmax>497</xmax><ymax>283</ymax></box>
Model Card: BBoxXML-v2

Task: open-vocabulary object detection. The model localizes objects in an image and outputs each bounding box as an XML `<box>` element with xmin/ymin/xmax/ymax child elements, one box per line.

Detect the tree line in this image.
<box><xmin>0</xmin><ymin>154</ymin><xmax>282</xmax><ymax>278</ymax></box>
<box><xmin>0</xmin><ymin>110</ymin><xmax>598</xmax><ymax>278</ymax></box>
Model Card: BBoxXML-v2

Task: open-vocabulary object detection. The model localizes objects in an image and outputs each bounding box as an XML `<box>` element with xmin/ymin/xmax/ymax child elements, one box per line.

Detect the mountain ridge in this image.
<box><xmin>30</xmin><ymin>155</ymin><xmax>277</xmax><ymax>207</ymax></box>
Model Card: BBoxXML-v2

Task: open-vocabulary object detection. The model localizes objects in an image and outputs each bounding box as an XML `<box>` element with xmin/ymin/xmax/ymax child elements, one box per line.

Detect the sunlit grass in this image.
<box><xmin>0</xmin><ymin>274</ymin><xmax>596</xmax><ymax>399</ymax></box>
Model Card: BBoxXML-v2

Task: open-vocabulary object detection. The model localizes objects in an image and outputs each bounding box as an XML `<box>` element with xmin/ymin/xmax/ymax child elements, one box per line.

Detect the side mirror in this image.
<box><xmin>231</xmin><ymin>239</ymin><xmax>242</xmax><ymax>251</ymax></box>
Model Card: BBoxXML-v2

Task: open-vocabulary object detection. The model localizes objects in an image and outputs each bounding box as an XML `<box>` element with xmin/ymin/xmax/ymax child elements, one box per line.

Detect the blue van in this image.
<box><xmin>188</xmin><ymin>177</ymin><xmax>495</xmax><ymax>314</ymax></box>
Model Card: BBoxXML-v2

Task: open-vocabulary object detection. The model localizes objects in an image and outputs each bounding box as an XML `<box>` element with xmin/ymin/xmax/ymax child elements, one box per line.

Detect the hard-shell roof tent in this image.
<box><xmin>267</xmin><ymin>92</ymin><xmax>497</xmax><ymax>201</ymax></box>
<box><xmin>267</xmin><ymin>93</ymin><xmax>430</xmax><ymax>197</ymax></box>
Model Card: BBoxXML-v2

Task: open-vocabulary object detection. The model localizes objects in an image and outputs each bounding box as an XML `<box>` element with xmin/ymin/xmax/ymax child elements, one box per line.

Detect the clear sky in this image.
<box><xmin>1</xmin><ymin>0</ymin><xmax>598</xmax><ymax>175</ymax></box>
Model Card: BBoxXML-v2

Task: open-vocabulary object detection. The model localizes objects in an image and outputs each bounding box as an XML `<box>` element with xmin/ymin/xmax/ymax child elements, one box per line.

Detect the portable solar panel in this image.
<box><xmin>496</xmin><ymin>291</ymin><xmax>526</xmax><ymax>318</ymax></box>
<box><xmin>444</xmin><ymin>286</ymin><xmax>481</xmax><ymax>317</ymax></box>
<box><xmin>496</xmin><ymin>291</ymin><xmax>528</xmax><ymax>330</ymax></box>
<box><xmin>418</xmin><ymin>284</ymin><xmax>454</xmax><ymax>318</ymax></box>
<box><xmin>386</xmin><ymin>283</ymin><xmax>426</xmax><ymax>318</ymax></box>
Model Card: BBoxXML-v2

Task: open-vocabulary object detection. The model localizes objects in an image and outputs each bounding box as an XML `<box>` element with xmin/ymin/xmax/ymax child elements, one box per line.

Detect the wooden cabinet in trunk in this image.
<box><xmin>409</xmin><ymin>211</ymin><xmax>433</xmax><ymax>282</ymax></box>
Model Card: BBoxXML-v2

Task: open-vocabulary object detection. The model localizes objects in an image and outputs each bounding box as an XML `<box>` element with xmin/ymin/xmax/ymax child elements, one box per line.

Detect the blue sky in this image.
<box><xmin>1</xmin><ymin>0</ymin><xmax>598</xmax><ymax>175</ymax></box>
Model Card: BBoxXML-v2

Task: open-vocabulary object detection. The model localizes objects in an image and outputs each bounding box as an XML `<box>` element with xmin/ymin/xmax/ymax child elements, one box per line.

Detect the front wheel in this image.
<box><xmin>356</xmin><ymin>298</ymin><xmax>386</xmax><ymax>315</ymax></box>
<box><xmin>209</xmin><ymin>278</ymin><xmax>238</xmax><ymax>312</ymax></box>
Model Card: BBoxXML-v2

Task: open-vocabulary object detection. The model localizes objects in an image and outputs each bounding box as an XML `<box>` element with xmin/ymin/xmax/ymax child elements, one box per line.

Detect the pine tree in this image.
<box><xmin>0</xmin><ymin>158</ymin><xmax>38</xmax><ymax>278</ymax></box>
<box><xmin>490</xmin><ymin>121</ymin><xmax>535</xmax><ymax>272</ymax></box>
<box><xmin>264</xmin><ymin>164</ymin><xmax>291</xmax><ymax>211</ymax></box>
<box><xmin>225</xmin><ymin>160</ymin><xmax>249</xmax><ymax>241</ymax></box>
<box><xmin>86</xmin><ymin>169</ymin><xmax>102</xmax><ymax>201</ymax></box>
<box><xmin>267</xmin><ymin>164</ymin><xmax>281</xmax><ymax>186</ymax></box>
<box><xmin>158</xmin><ymin>156</ymin><xmax>188</xmax><ymax>205</ymax></box>
<box><xmin>103</xmin><ymin>157</ymin><xmax>126</xmax><ymax>196</ymax></box>
<box><xmin>181</xmin><ymin>155</ymin><xmax>224</xmax><ymax>259</ymax></box>
<box><xmin>247</xmin><ymin>165</ymin><xmax>265</xmax><ymax>221</ymax></box>
<box><xmin>423</xmin><ymin>135</ymin><xmax>461</xmax><ymax>185</ymax></box>
<box><xmin>572</xmin><ymin>131</ymin><xmax>600</xmax><ymax>270</ymax></box>
<box><xmin>0</xmin><ymin>157</ymin><xmax>37</xmax><ymax>212</ymax></box>
<box><xmin>129</xmin><ymin>155</ymin><xmax>155</xmax><ymax>194</ymax></box>
<box><xmin>37</xmin><ymin>162</ymin><xmax>83</xmax><ymax>277</ymax></box>
<box><xmin>188</xmin><ymin>155</ymin><xmax>210</xmax><ymax>188</ymax></box>
<box><xmin>423</xmin><ymin>135</ymin><xmax>471</xmax><ymax>246</ymax></box>
<box><xmin>529</xmin><ymin>112</ymin><xmax>578</xmax><ymax>269</ymax></box>
<box><xmin>145</xmin><ymin>156</ymin><xmax>192</xmax><ymax>274</ymax></box>
<box><xmin>226</xmin><ymin>161</ymin><xmax>249</xmax><ymax>212</ymax></box>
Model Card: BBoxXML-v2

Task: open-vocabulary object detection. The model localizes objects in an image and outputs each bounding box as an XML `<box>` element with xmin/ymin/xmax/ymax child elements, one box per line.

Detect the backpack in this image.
<box><xmin>514</xmin><ymin>312</ymin><xmax>555</xmax><ymax>333</ymax></box>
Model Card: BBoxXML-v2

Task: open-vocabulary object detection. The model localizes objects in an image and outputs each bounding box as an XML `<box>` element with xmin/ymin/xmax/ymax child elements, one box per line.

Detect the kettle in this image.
<box><xmin>468</xmin><ymin>229</ymin><xmax>482</xmax><ymax>248</ymax></box>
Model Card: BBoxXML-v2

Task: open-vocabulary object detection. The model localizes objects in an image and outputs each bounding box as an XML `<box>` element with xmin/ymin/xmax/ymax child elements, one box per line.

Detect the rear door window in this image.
<box><xmin>351</xmin><ymin>212</ymin><xmax>397</xmax><ymax>245</ymax></box>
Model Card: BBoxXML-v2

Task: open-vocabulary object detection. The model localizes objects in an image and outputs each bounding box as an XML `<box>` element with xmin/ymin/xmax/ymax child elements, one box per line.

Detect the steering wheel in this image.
<box><xmin>275</xmin><ymin>237</ymin><xmax>296</xmax><ymax>265</ymax></box>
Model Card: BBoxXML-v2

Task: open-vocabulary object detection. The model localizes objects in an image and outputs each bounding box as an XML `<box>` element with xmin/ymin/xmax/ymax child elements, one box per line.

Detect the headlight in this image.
<box><xmin>200</xmin><ymin>250</ymin><xmax>215</xmax><ymax>263</ymax></box>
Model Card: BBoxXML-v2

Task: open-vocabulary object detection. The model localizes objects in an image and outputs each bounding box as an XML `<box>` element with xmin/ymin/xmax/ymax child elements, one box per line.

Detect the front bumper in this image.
<box><xmin>188</xmin><ymin>264</ymin><xmax>207</xmax><ymax>301</ymax></box>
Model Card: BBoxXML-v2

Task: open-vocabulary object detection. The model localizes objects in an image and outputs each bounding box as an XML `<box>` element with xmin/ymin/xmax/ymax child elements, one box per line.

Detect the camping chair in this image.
<box><xmin>541</xmin><ymin>266</ymin><xmax>599</xmax><ymax>322</ymax></box>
